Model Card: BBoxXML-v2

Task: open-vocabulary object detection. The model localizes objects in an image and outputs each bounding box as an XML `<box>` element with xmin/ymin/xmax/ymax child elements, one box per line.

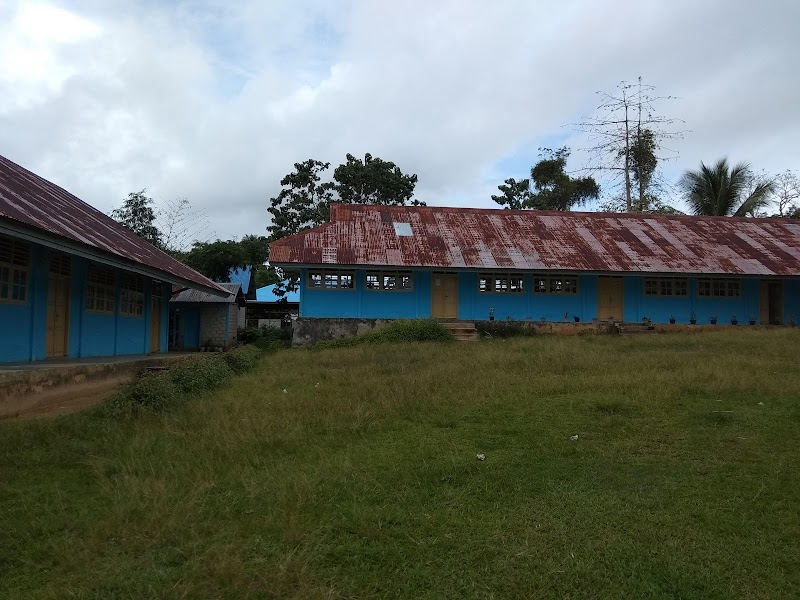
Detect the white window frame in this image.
<box><xmin>644</xmin><ymin>277</ymin><xmax>688</xmax><ymax>297</ymax></box>
<box><xmin>307</xmin><ymin>269</ymin><xmax>355</xmax><ymax>290</ymax></box>
<box><xmin>697</xmin><ymin>278</ymin><xmax>740</xmax><ymax>298</ymax></box>
<box><xmin>478</xmin><ymin>273</ymin><xmax>524</xmax><ymax>294</ymax></box>
<box><xmin>120</xmin><ymin>273</ymin><xmax>144</xmax><ymax>317</ymax></box>
<box><xmin>532</xmin><ymin>274</ymin><xmax>578</xmax><ymax>295</ymax></box>
<box><xmin>365</xmin><ymin>270</ymin><xmax>414</xmax><ymax>292</ymax></box>
<box><xmin>86</xmin><ymin>264</ymin><xmax>116</xmax><ymax>313</ymax></box>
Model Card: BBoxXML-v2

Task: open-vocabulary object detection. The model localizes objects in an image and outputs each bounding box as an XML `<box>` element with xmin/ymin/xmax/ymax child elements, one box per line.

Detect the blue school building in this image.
<box><xmin>270</xmin><ymin>204</ymin><xmax>800</xmax><ymax>327</ymax></box>
<box><xmin>0</xmin><ymin>154</ymin><xmax>226</xmax><ymax>363</ymax></box>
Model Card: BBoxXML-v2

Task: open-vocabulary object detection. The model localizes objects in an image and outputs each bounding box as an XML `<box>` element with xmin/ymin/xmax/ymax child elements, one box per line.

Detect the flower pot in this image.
<box><xmin>669</xmin><ymin>319</ymin><xmax>676</xmax><ymax>324</ymax></box>
<box><xmin>749</xmin><ymin>320</ymin><xmax>756</xmax><ymax>326</ymax></box>
<box><xmin>689</xmin><ymin>319</ymin><xmax>697</xmax><ymax>325</ymax></box>
<box><xmin>710</xmin><ymin>319</ymin><xmax>717</xmax><ymax>325</ymax></box>
<box><xmin>574</xmin><ymin>316</ymin><xmax>580</xmax><ymax>323</ymax></box>
<box><xmin>731</xmin><ymin>320</ymin><xmax>738</xmax><ymax>326</ymax></box>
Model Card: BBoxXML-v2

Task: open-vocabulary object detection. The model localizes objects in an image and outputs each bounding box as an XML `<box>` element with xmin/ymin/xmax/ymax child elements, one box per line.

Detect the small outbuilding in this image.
<box><xmin>169</xmin><ymin>283</ymin><xmax>245</xmax><ymax>350</ymax></box>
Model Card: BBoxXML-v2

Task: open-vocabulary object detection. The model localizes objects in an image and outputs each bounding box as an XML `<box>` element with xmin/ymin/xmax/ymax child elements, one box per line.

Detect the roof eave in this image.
<box><xmin>269</xmin><ymin>261</ymin><xmax>794</xmax><ymax>278</ymax></box>
<box><xmin>1</xmin><ymin>219</ymin><xmax>229</xmax><ymax>296</ymax></box>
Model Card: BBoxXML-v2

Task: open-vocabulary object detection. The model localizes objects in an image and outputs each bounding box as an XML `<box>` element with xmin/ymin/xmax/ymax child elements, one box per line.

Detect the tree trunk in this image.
<box><xmin>623</xmin><ymin>100</ymin><xmax>632</xmax><ymax>212</ymax></box>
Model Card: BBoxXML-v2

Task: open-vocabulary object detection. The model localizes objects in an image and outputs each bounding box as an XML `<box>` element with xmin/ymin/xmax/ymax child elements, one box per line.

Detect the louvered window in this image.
<box><xmin>86</xmin><ymin>264</ymin><xmax>116</xmax><ymax>313</ymax></box>
<box><xmin>0</xmin><ymin>236</ymin><xmax>30</xmax><ymax>303</ymax></box>
<box><xmin>120</xmin><ymin>273</ymin><xmax>144</xmax><ymax>317</ymax></box>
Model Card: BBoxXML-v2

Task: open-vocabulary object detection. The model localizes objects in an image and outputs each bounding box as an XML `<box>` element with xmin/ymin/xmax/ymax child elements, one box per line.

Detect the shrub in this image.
<box><xmin>238</xmin><ymin>325</ymin><xmax>292</xmax><ymax>347</ymax></box>
<box><xmin>237</xmin><ymin>326</ymin><xmax>262</xmax><ymax>344</ymax></box>
<box><xmin>170</xmin><ymin>355</ymin><xmax>233</xmax><ymax>394</ymax></box>
<box><xmin>100</xmin><ymin>372</ymin><xmax>178</xmax><ymax>417</ymax></box>
<box><xmin>260</xmin><ymin>325</ymin><xmax>292</xmax><ymax>342</ymax></box>
<box><xmin>223</xmin><ymin>345</ymin><xmax>263</xmax><ymax>374</ymax></box>
<box><xmin>315</xmin><ymin>319</ymin><xmax>454</xmax><ymax>349</ymax></box>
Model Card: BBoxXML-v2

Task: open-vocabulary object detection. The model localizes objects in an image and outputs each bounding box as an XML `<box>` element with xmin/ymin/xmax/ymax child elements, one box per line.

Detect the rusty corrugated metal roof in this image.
<box><xmin>269</xmin><ymin>204</ymin><xmax>800</xmax><ymax>276</ymax></box>
<box><xmin>171</xmin><ymin>282</ymin><xmax>240</xmax><ymax>303</ymax></box>
<box><xmin>0</xmin><ymin>154</ymin><xmax>226</xmax><ymax>294</ymax></box>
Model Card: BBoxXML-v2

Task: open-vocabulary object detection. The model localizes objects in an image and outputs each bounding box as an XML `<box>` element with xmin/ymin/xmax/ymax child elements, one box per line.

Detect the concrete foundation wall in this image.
<box><xmin>292</xmin><ymin>318</ymin><xmax>394</xmax><ymax>346</ymax></box>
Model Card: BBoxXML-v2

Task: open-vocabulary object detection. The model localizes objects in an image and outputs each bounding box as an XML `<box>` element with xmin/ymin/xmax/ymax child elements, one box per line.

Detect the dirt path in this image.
<box><xmin>0</xmin><ymin>375</ymin><xmax>132</xmax><ymax>422</ymax></box>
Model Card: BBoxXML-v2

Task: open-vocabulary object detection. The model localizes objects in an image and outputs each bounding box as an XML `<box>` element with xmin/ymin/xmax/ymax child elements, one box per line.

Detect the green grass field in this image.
<box><xmin>2</xmin><ymin>330</ymin><xmax>800</xmax><ymax>598</ymax></box>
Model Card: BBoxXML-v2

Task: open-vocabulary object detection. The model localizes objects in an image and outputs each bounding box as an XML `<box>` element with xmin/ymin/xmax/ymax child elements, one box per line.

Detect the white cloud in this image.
<box><xmin>0</xmin><ymin>0</ymin><xmax>798</xmax><ymax>238</ymax></box>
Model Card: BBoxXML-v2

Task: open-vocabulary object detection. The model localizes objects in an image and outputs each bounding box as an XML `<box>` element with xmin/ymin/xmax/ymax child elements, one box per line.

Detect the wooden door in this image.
<box><xmin>760</xmin><ymin>280</ymin><xmax>783</xmax><ymax>325</ymax></box>
<box><xmin>598</xmin><ymin>276</ymin><xmax>624</xmax><ymax>321</ymax></box>
<box><xmin>46</xmin><ymin>256</ymin><xmax>71</xmax><ymax>358</ymax></box>
<box><xmin>150</xmin><ymin>290</ymin><xmax>162</xmax><ymax>353</ymax></box>
<box><xmin>431</xmin><ymin>273</ymin><xmax>459</xmax><ymax>319</ymax></box>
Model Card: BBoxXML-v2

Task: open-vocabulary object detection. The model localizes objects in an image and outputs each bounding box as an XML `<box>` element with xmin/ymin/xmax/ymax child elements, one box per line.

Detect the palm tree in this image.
<box><xmin>679</xmin><ymin>158</ymin><xmax>774</xmax><ymax>217</ymax></box>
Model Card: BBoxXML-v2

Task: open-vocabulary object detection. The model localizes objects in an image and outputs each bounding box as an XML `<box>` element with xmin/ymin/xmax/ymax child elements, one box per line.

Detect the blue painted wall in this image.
<box><xmin>301</xmin><ymin>268</ymin><xmax>432</xmax><ymax>319</ymax></box>
<box><xmin>299</xmin><ymin>269</ymin><xmax>800</xmax><ymax>326</ymax></box>
<box><xmin>0</xmin><ymin>237</ymin><xmax>172</xmax><ymax>363</ymax></box>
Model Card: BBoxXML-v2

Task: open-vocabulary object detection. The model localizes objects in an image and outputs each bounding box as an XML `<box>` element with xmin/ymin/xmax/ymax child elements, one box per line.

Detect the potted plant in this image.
<box><xmin>689</xmin><ymin>311</ymin><xmax>697</xmax><ymax>325</ymax></box>
<box><xmin>730</xmin><ymin>314</ymin><xmax>738</xmax><ymax>326</ymax></box>
<box><xmin>669</xmin><ymin>315</ymin><xmax>676</xmax><ymax>324</ymax></box>
<box><xmin>563</xmin><ymin>312</ymin><xmax>569</xmax><ymax>323</ymax></box>
<box><xmin>489</xmin><ymin>307</ymin><xmax>495</xmax><ymax>321</ymax></box>
<box><xmin>749</xmin><ymin>315</ymin><xmax>756</xmax><ymax>326</ymax></box>
<box><xmin>710</xmin><ymin>314</ymin><xmax>717</xmax><ymax>325</ymax></box>
<box><xmin>574</xmin><ymin>315</ymin><xmax>581</xmax><ymax>323</ymax></box>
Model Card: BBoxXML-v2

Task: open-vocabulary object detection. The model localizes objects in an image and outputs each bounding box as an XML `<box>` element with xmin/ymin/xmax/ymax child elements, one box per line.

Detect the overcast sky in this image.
<box><xmin>1</xmin><ymin>0</ymin><xmax>798</xmax><ymax>241</ymax></box>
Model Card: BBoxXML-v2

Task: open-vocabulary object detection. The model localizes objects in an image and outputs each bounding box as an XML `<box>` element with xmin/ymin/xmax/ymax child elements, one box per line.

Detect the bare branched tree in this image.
<box><xmin>572</xmin><ymin>77</ymin><xmax>686</xmax><ymax>212</ymax></box>
<box><xmin>770</xmin><ymin>170</ymin><xmax>800</xmax><ymax>217</ymax></box>
<box><xmin>157</xmin><ymin>197</ymin><xmax>214</xmax><ymax>254</ymax></box>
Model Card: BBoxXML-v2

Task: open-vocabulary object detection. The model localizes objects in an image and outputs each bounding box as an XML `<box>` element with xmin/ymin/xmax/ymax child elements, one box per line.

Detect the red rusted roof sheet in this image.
<box><xmin>0</xmin><ymin>154</ymin><xmax>226</xmax><ymax>293</ymax></box>
<box><xmin>269</xmin><ymin>204</ymin><xmax>800</xmax><ymax>276</ymax></box>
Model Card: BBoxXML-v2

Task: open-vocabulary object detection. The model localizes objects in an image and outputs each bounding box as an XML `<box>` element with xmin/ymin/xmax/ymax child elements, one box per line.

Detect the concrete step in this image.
<box><xmin>441</xmin><ymin>321</ymin><xmax>478</xmax><ymax>341</ymax></box>
<box><xmin>453</xmin><ymin>334</ymin><xmax>479</xmax><ymax>342</ymax></box>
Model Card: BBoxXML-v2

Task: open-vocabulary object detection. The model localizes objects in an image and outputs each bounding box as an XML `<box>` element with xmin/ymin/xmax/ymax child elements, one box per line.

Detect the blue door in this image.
<box><xmin>181</xmin><ymin>308</ymin><xmax>201</xmax><ymax>349</ymax></box>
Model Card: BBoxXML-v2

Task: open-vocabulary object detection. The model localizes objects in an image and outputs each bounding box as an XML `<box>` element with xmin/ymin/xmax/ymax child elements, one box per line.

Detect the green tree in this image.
<box><xmin>267</xmin><ymin>153</ymin><xmax>422</xmax><ymax>298</ymax></box>
<box><xmin>333</xmin><ymin>153</ymin><xmax>418</xmax><ymax>206</ymax></box>
<box><xmin>238</xmin><ymin>234</ymin><xmax>279</xmax><ymax>289</ymax></box>
<box><xmin>598</xmin><ymin>129</ymin><xmax>682</xmax><ymax>214</ymax></box>
<box><xmin>492</xmin><ymin>148</ymin><xmax>599</xmax><ymax>211</ymax></box>
<box><xmin>267</xmin><ymin>154</ymin><xmax>422</xmax><ymax>243</ymax></box>
<box><xmin>679</xmin><ymin>158</ymin><xmax>774</xmax><ymax>217</ymax></box>
<box><xmin>266</xmin><ymin>159</ymin><xmax>334</xmax><ymax>242</ymax></box>
<box><xmin>491</xmin><ymin>178</ymin><xmax>531</xmax><ymax>209</ymax></box>
<box><xmin>111</xmin><ymin>190</ymin><xmax>163</xmax><ymax>247</ymax></box>
<box><xmin>183</xmin><ymin>240</ymin><xmax>247</xmax><ymax>281</ymax></box>
<box><xmin>528</xmin><ymin>148</ymin><xmax>600</xmax><ymax>211</ymax></box>
<box><xmin>628</xmin><ymin>128</ymin><xmax>658</xmax><ymax>210</ymax></box>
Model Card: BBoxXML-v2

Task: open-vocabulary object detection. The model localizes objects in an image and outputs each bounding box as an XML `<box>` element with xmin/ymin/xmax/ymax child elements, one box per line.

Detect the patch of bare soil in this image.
<box><xmin>0</xmin><ymin>375</ymin><xmax>132</xmax><ymax>422</ymax></box>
